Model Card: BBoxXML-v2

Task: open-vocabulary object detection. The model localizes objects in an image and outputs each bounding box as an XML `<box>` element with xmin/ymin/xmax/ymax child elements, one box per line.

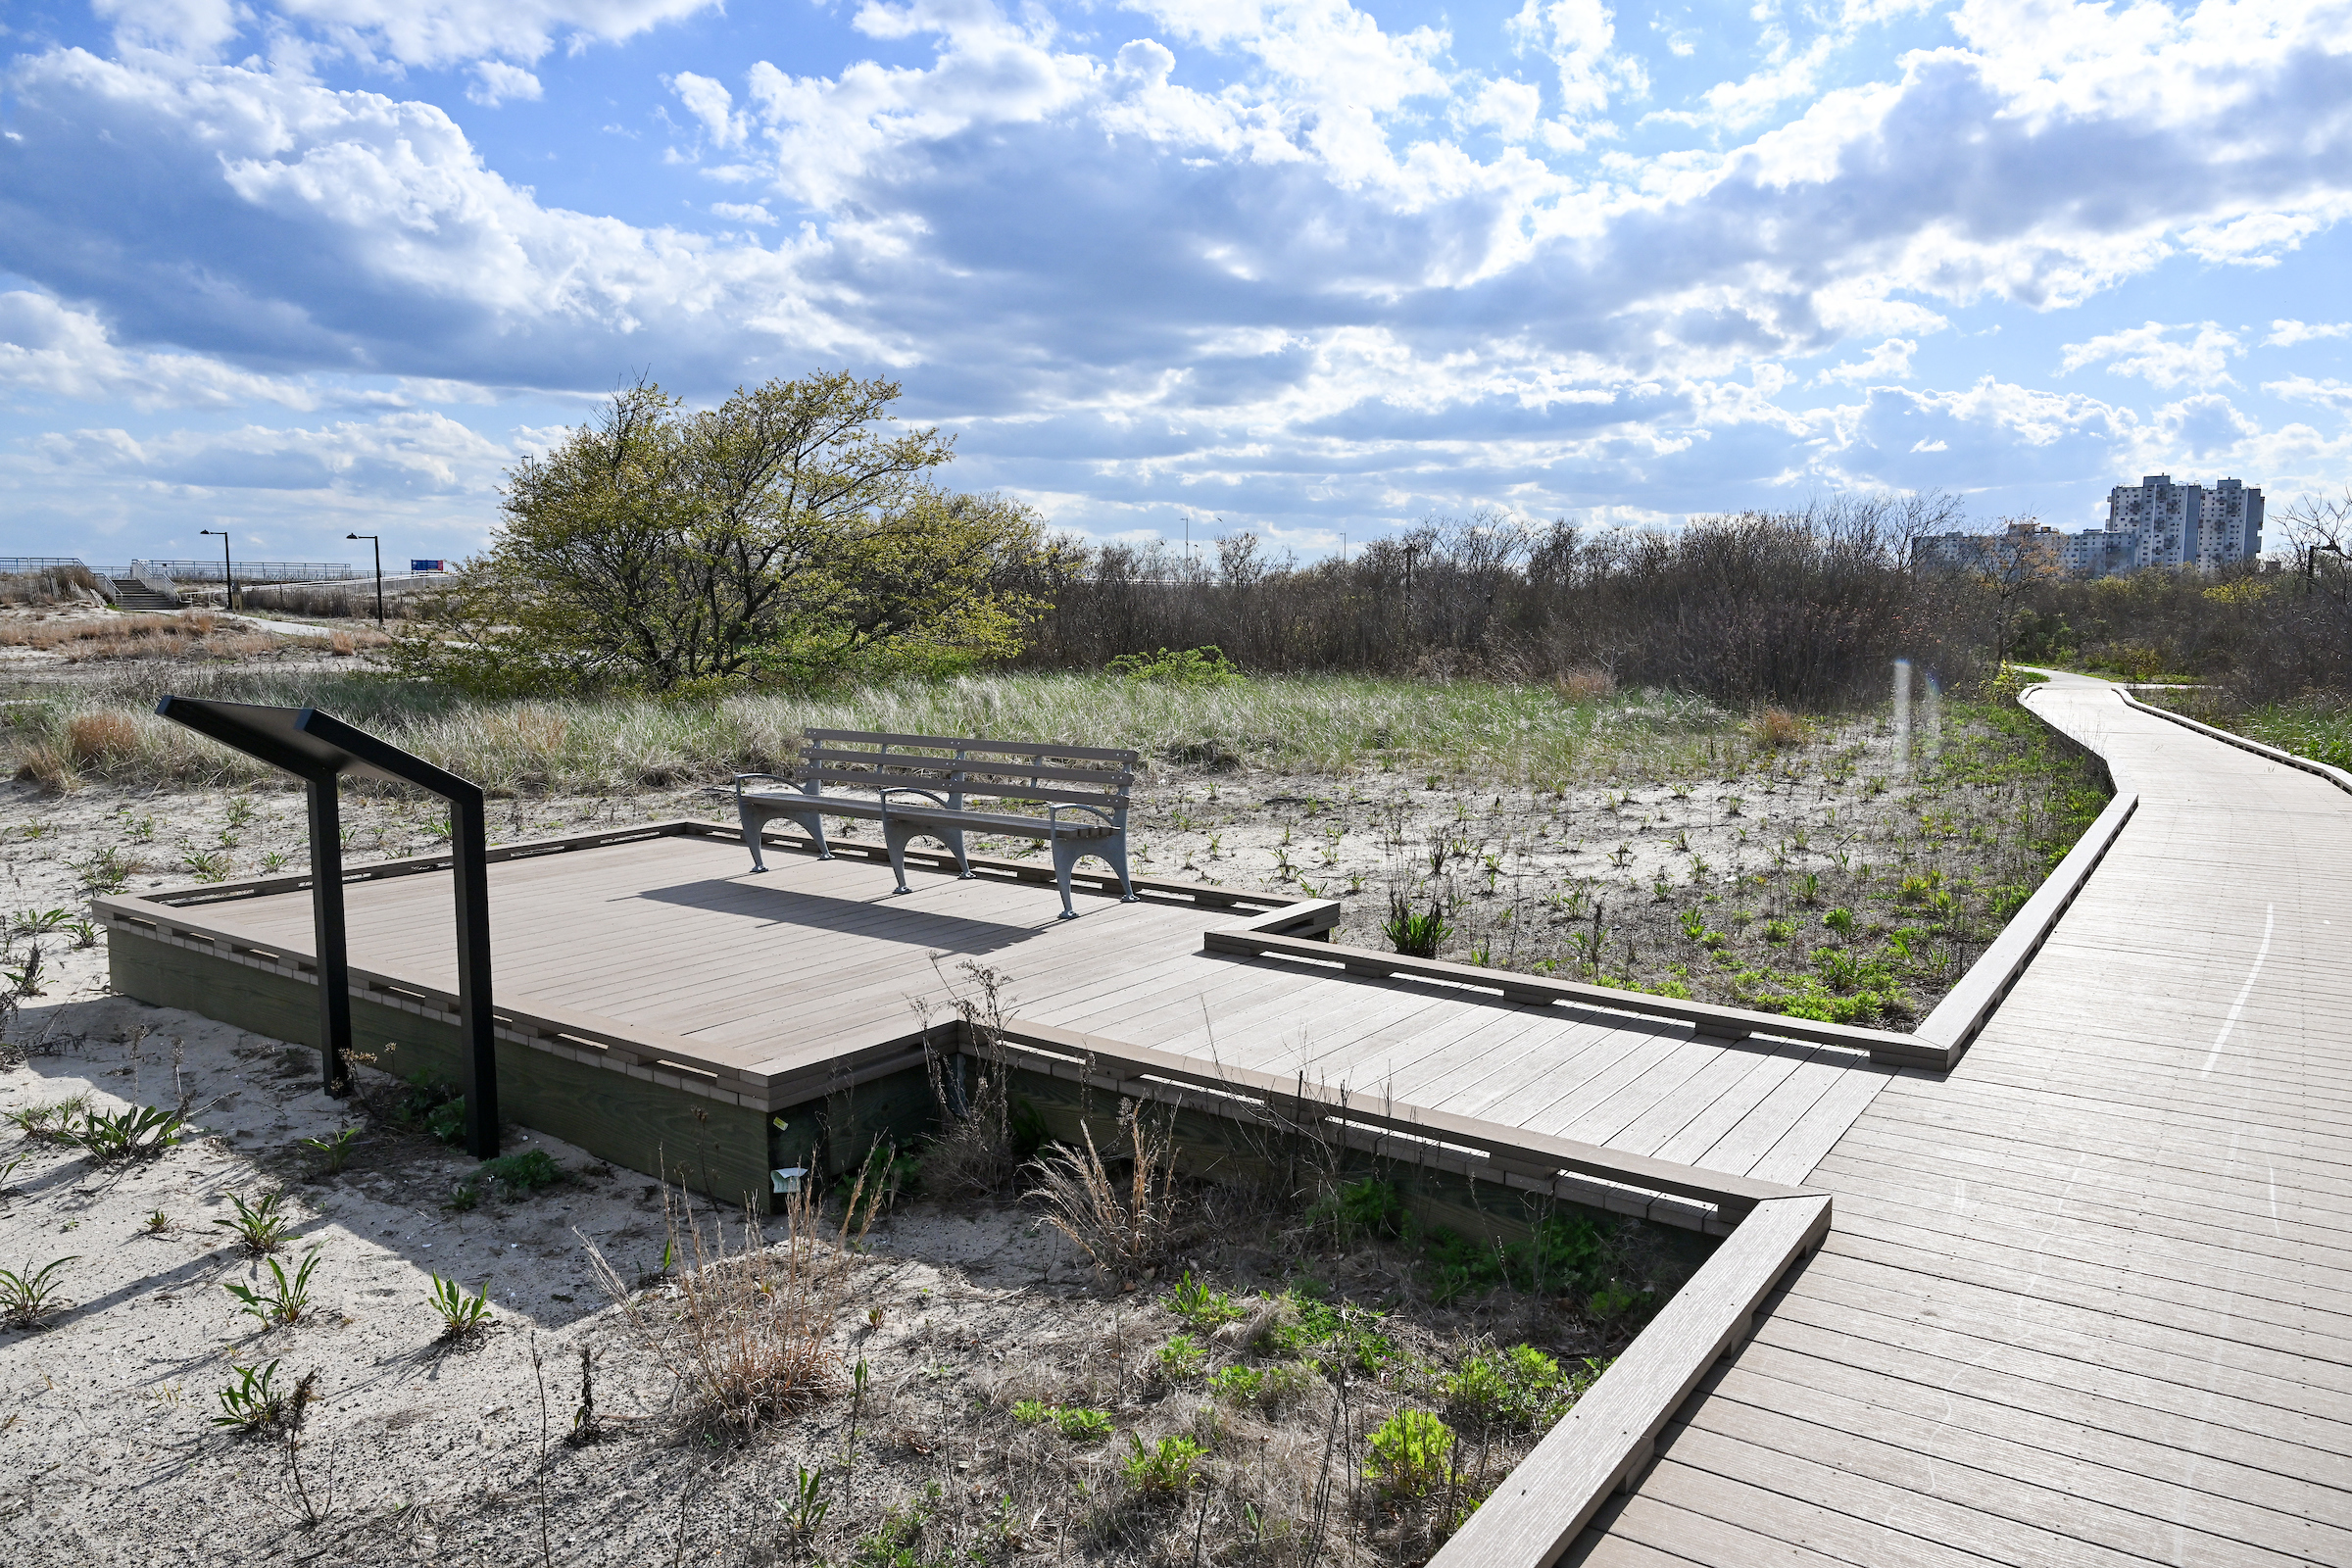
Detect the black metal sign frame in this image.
<box><xmin>154</xmin><ymin>698</ymin><xmax>500</xmax><ymax>1156</ymax></box>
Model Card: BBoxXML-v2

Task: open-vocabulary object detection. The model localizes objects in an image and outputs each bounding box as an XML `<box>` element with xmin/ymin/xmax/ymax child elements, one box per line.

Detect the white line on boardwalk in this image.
<box><xmin>2198</xmin><ymin>902</ymin><xmax>2274</xmax><ymax>1080</ymax></box>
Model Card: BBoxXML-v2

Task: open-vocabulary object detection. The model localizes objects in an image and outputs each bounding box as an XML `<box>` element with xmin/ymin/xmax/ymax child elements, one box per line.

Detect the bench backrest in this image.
<box><xmin>798</xmin><ymin>729</ymin><xmax>1138</xmax><ymax>820</ymax></box>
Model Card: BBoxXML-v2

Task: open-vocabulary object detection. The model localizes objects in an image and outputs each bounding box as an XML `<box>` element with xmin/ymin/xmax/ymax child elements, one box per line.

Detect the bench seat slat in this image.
<box><xmin>793</xmin><ymin>772</ymin><xmax>1126</xmax><ymax>808</ymax></box>
<box><xmin>803</xmin><ymin>728</ymin><xmax>1139</xmax><ymax>763</ymax></box>
<box><xmin>799</xmin><ymin>748</ymin><xmax>1133</xmax><ymax>789</ymax></box>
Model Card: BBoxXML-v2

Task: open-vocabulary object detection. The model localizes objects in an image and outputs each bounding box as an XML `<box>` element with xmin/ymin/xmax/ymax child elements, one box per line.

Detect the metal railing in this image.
<box><xmin>132</xmin><ymin>560</ymin><xmax>358</xmax><ymax>585</ymax></box>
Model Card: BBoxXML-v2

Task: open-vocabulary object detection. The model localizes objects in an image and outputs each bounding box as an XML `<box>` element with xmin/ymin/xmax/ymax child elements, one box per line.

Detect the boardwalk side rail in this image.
<box><xmin>2112</xmin><ymin>687</ymin><xmax>2352</xmax><ymax>797</ymax></box>
<box><xmin>1429</xmin><ymin>1192</ymin><xmax>1833</xmax><ymax>1567</ymax></box>
<box><xmin>973</xmin><ymin>1017</ymin><xmax>1811</xmax><ymax>1230</ymax></box>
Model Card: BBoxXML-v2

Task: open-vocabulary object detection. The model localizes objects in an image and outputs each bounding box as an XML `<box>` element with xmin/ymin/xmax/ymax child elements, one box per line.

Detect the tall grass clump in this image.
<box><xmin>581</xmin><ymin>1174</ymin><xmax>877</xmax><ymax>1435</ymax></box>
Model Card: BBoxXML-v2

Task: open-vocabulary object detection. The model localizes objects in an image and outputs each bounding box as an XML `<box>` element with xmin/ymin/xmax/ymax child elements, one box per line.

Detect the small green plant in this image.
<box><xmin>1382</xmin><ymin>891</ymin><xmax>1449</xmax><ymax>958</ymax></box>
<box><xmin>178</xmin><ymin>846</ymin><xmax>232</xmax><ymax>883</ymax></box>
<box><xmin>1160</xmin><ymin>1269</ymin><xmax>1246</xmax><ymax>1329</ymax></box>
<box><xmin>447</xmin><ymin>1180</ymin><xmax>480</xmax><ymax>1211</ymax></box>
<box><xmin>142</xmin><ymin>1208</ymin><xmax>171</xmax><ymax>1235</ymax></box>
<box><xmin>1822</xmin><ymin>906</ymin><xmax>1856</xmax><ymax>938</ymax></box>
<box><xmin>1106</xmin><ymin>646</ymin><xmax>1244</xmax><ymax>687</ymax></box>
<box><xmin>69</xmin><ymin>1103</ymin><xmax>186</xmax><ymax>1163</ymax></box>
<box><xmin>211</xmin><ymin>1359</ymin><xmax>289</xmax><ymax>1432</ymax></box>
<box><xmin>1055</xmin><ymin>1405</ymin><xmax>1114</xmax><ymax>1442</ymax></box>
<box><xmin>7</xmin><ymin>1096</ymin><xmax>91</xmax><ymax>1143</ymax></box>
<box><xmin>473</xmin><ymin>1149</ymin><xmax>563</xmax><ymax>1198</ymax></box>
<box><xmin>214</xmin><ymin>1193</ymin><xmax>294</xmax><ymax>1254</ymax></box>
<box><xmin>222</xmin><ymin>1248</ymin><xmax>320</xmax><ymax>1328</ymax></box>
<box><xmin>67</xmin><ymin>919</ymin><xmax>98</xmax><ymax>950</ymax></box>
<box><xmin>1155</xmin><ymin>1334</ymin><xmax>1207</xmax><ymax>1383</ymax></box>
<box><xmin>1208</xmin><ymin>1360</ymin><xmax>1316</xmax><ymax>1411</ymax></box>
<box><xmin>1319</xmin><ymin>1175</ymin><xmax>1404</xmax><ymax>1244</ymax></box>
<box><xmin>301</xmin><ymin>1127</ymin><xmax>360</xmax><ymax>1174</ymax></box>
<box><xmin>1</xmin><ymin>1256</ymin><xmax>76</xmax><ymax>1329</ymax></box>
<box><xmin>1123</xmin><ymin>1432</ymin><xmax>1206</xmax><ymax>1496</ymax></box>
<box><xmin>1796</xmin><ymin>871</ymin><xmax>1821</xmax><ymax>904</ymax></box>
<box><xmin>1760</xmin><ymin>918</ymin><xmax>1795</xmax><ymax>944</ymax></box>
<box><xmin>1364</xmin><ymin>1408</ymin><xmax>1453</xmax><ymax>1498</ymax></box>
<box><xmin>428</xmin><ymin>1273</ymin><xmax>492</xmax><ymax>1339</ymax></box>
<box><xmin>779</xmin><ymin>1464</ymin><xmax>830</xmax><ymax>1536</ymax></box>
<box><xmin>396</xmin><ymin>1072</ymin><xmax>466</xmax><ymax>1146</ymax></box>
<box><xmin>74</xmin><ymin>846</ymin><xmax>143</xmax><ymax>895</ymax></box>
<box><xmin>1010</xmin><ymin>1397</ymin><xmax>1053</xmax><ymax>1426</ymax></box>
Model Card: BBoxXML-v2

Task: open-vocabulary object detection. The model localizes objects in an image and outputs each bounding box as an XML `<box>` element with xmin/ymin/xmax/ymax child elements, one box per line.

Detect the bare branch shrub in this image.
<box><xmin>915</xmin><ymin>960</ymin><xmax>1022</xmax><ymax>1197</ymax></box>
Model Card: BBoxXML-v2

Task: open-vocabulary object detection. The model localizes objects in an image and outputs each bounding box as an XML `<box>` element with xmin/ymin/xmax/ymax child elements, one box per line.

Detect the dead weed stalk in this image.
<box><xmin>581</xmin><ymin>1166</ymin><xmax>879</xmax><ymax>1435</ymax></box>
<box><xmin>1028</xmin><ymin>1098</ymin><xmax>1181</xmax><ymax>1289</ymax></box>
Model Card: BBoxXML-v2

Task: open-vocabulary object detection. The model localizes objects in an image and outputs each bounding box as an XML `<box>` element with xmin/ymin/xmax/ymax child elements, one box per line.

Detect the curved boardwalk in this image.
<box><xmin>1569</xmin><ymin>669</ymin><xmax>2352</xmax><ymax>1567</ymax></box>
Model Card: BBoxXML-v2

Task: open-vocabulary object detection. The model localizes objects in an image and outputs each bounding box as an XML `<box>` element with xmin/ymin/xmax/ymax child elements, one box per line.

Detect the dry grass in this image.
<box><xmin>1028</xmin><ymin>1100</ymin><xmax>1183</xmax><ymax>1289</ymax></box>
<box><xmin>1746</xmin><ymin>706</ymin><xmax>1812</xmax><ymax>749</ymax></box>
<box><xmin>0</xmin><ymin>565</ymin><xmax>101</xmax><ymax>606</ymax></box>
<box><xmin>1551</xmin><ymin>667</ymin><xmax>1614</xmax><ymax>701</ymax></box>
<box><xmin>0</xmin><ymin>611</ymin><xmax>387</xmax><ymax>662</ymax></box>
<box><xmin>580</xmin><ymin>1176</ymin><xmax>874</xmax><ymax>1436</ymax></box>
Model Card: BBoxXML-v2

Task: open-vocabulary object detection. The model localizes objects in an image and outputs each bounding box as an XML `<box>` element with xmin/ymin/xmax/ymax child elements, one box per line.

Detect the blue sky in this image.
<box><xmin>3</xmin><ymin>0</ymin><xmax>2349</xmax><ymax>568</ymax></box>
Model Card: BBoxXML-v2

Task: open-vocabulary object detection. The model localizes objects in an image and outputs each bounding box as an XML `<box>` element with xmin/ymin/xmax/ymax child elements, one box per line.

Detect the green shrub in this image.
<box><xmin>1382</xmin><ymin>892</ymin><xmax>1449</xmax><ymax>958</ymax></box>
<box><xmin>1160</xmin><ymin>1270</ymin><xmax>1245</xmax><ymax>1329</ymax></box>
<box><xmin>1123</xmin><ymin>1433</ymin><xmax>1206</xmax><ymax>1495</ymax></box>
<box><xmin>1155</xmin><ymin>1334</ymin><xmax>1207</xmax><ymax>1383</ymax></box>
<box><xmin>1106</xmin><ymin>647</ymin><xmax>1243</xmax><ymax>687</ymax></box>
<box><xmin>1440</xmin><ymin>1344</ymin><xmax>1583</xmax><ymax>1428</ymax></box>
<box><xmin>474</xmin><ymin>1149</ymin><xmax>563</xmax><ymax>1198</ymax></box>
<box><xmin>1207</xmin><ymin>1360</ymin><xmax>1317</xmax><ymax>1411</ymax></box>
<box><xmin>1364</xmin><ymin>1409</ymin><xmax>1453</xmax><ymax>1498</ymax></box>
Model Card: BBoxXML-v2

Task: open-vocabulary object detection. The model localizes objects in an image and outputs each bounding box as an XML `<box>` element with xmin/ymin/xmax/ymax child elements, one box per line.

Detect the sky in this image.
<box><xmin>3</xmin><ymin>0</ymin><xmax>2350</xmax><ymax>570</ymax></box>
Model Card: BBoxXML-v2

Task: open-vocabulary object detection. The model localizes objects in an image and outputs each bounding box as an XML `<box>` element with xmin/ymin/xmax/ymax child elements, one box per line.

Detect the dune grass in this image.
<box><xmin>6</xmin><ymin>669</ymin><xmax>1735</xmax><ymax>797</ymax></box>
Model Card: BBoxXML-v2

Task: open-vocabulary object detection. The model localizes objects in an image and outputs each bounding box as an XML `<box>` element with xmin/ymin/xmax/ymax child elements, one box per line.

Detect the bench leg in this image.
<box><xmin>1103</xmin><ymin>836</ymin><xmax>1137</xmax><ymax>903</ymax></box>
<box><xmin>738</xmin><ymin>801</ymin><xmax>770</xmax><ymax>872</ymax></box>
<box><xmin>943</xmin><ymin>828</ymin><xmax>974</xmax><ymax>879</ymax></box>
<box><xmin>1050</xmin><ymin>836</ymin><xmax>1083</xmax><ymax>919</ymax></box>
<box><xmin>884</xmin><ymin>815</ymin><xmax>918</xmax><ymax>896</ymax></box>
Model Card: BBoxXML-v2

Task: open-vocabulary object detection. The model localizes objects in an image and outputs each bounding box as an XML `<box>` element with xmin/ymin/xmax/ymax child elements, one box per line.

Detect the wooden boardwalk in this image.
<box><xmin>1569</xmin><ymin>670</ymin><xmax>2352</xmax><ymax>1567</ymax></box>
<box><xmin>172</xmin><ymin>825</ymin><xmax>1897</xmax><ymax>1200</ymax></box>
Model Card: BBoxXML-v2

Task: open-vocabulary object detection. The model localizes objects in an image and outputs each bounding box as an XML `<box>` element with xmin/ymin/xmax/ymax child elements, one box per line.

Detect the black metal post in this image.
<box><xmin>448</xmin><ymin>790</ymin><xmax>499</xmax><ymax>1156</ymax></box>
<box><xmin>347</xmin><ymin>533</ymin><xmax>383</xmax><ymax>626</ymax></box>
<box><xmin>201</xmin><ymin>529</ymin><xmax>235</xmax><ymax>611</ymax></box>
<box><xmin>304</xmin><ymin>777</ymin><xmax>353</xmax><ymax>1096</ymax></box>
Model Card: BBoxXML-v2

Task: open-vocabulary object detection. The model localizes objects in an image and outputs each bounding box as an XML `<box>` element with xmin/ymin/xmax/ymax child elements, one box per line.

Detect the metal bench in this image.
<box><xmin>733</xmin><ymin>729</ymin><xmax>1140</xmax><ymax>919</ymax></box>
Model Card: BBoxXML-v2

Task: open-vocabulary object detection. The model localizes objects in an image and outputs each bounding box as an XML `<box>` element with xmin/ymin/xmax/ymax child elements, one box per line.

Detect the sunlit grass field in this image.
<box><xmin>7</xmin><ymin>669</ymin><xmax>1738</xmax><ymax>797</ymax></box>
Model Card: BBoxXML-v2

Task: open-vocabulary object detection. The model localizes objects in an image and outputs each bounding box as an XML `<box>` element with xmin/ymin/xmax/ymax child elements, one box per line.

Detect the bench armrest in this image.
<box><xmin>878</xmin><ymin>786</ymin><xmax>956</xmax><ymax>810</ymax></box>
<box><xmin>735</xmin><ymin>771</ymin><xmax>818</xmax><ymax>799</ymax></box>
<box><xmin>1047</xmin><ymin>802</ymin><xmax>1116</xmax><ymax>831</ymax></box>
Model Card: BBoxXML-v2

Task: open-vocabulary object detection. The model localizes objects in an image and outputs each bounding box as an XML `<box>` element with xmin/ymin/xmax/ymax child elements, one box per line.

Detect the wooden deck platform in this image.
<box><xmin>98</xmin><ymin>821</ymin><xmax>1897</xmax><ymax>1211</ymax></box>
<box><xmin>1566</xmin><ymin>670</ymin><xmax>2352</xmax><ymax>1566</ymax></box>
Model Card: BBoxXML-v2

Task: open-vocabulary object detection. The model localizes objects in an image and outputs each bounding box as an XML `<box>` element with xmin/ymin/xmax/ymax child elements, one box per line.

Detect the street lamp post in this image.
<box><xmin>346</xmin><ymin>533</ymin><xmax>383</xmax><ymax>626</ymax></box>
<box><xmin>199</xmin><ymin>529</ymin><xmax>234</xmax><ymax>611</ymax></box>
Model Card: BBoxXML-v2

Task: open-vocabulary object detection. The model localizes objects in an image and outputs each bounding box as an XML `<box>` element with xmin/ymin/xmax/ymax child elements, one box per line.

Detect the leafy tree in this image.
<box><xmin>391</xmin><ymin>372</ymin><xmax>1042</xmax><ymax>693</ymax></box>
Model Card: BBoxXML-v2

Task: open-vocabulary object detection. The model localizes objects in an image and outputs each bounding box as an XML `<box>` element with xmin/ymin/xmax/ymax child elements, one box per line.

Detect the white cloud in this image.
<box><xmin>468</xmin><ymin>61</ymin><xmax>543</xmax><ymax>107</ymax></box>
<box><xmin>97</xmin><ymin>0</ymin><xmax>725</xmax><ymax>69</ymax></box>
<box><xmin>13</xmin><ymin>0</ymin><xmax>2352</xmax><ymax>547</ymax></box>
<box><xmin>2263</xmin><ymin>375</ymin><xmax>2352</xmax><ymax>414</ymax></box>
<box><xmin>33</xmin><ymin>410</ymin><xmax>514</xmax><ymax>497</ymax></box>
<box><xmin>2266</xmin><ymin>319</ymin><xmax>2352</xmax><ymax>348</ymax></box>
<box><xmin>1816</xmin><ymin>337</ymin><xmax>1917</xmax><ymax>386</ymax></box>
<box><xmin>2060</xmin><ymin>322</ymin><xmax>2242</xmax><ymax>388</ymax></box>
<box><xmin>667</xmin><ymin>71</ymin><xmax>745</xmax><ymax>147</ymax></box>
